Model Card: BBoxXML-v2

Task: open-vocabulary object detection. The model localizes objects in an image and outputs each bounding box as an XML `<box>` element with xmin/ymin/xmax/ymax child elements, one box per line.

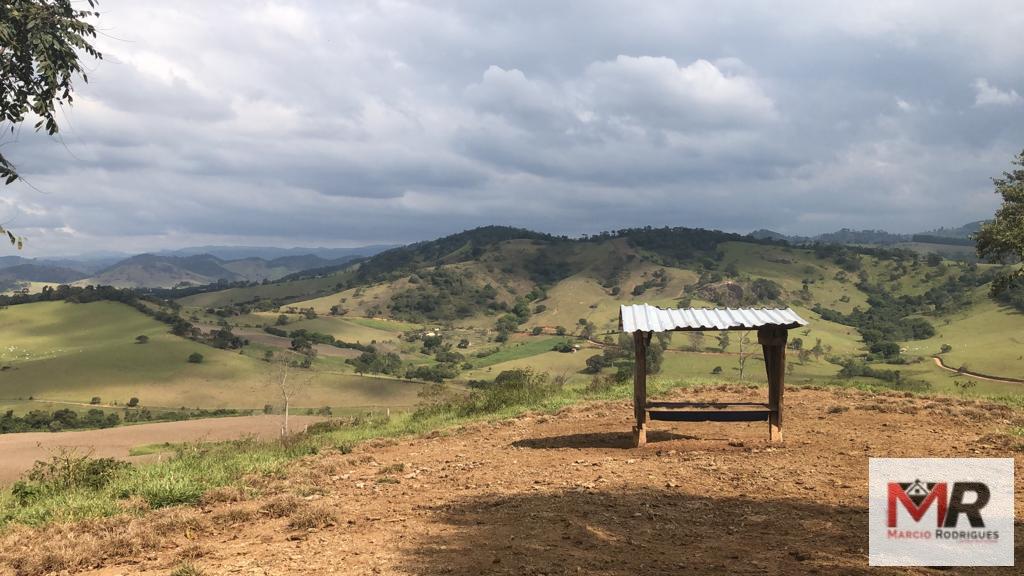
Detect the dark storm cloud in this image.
<box><xmin>2</xmin><ymin>0</ymin><xmax>1022</xmax><ymax>256</ymax></box>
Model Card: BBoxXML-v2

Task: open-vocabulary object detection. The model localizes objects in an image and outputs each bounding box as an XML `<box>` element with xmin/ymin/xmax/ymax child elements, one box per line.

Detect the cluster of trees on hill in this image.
<box><xmin>993</xmin><ymin>277</ymin><xmax>1024</xmax><ymax>312</ymax></box>
<box><xmin>262</xmin><ymin>326</ymin><xmax>375</xmax><ymax>354</ymax></box>
<box><xmin>1</xmin><ymin>409</ymin><xmax>118</xmax><ymax>433</ymax></box>
<box><xmin>836</xmin><ymin>359</ymin><xmax>930</xmax><ymax>392</ymax></box>
<box><xmin>0</xmin><ymin>404</ymin><xmax>249</xmax><ymax>434</ymax></box>
<box><xmin>681</xmin><ymin>272</ymin><xmax>785</xmax><ymax>308</ymax></box>
<box><xmin>815</xmin><ymin>262</ymin><xmax>1000</xmax><ymax>350</ymax></box>
<box><xmin>387</xmin><ymin>269</ymin><xmax>505</xmax><ymax>322</ymax></box>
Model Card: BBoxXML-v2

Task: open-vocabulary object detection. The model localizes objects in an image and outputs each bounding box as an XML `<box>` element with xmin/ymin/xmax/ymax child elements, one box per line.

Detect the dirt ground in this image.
<box><xmin>0</xmin><ymin>415</ymin><xmax>324</xmax><ymax>483</ymax></box>
<box><xmin>3</xmin><ymin>386</ymin><xmax>1023</xmax><ymax>576</ymax></box>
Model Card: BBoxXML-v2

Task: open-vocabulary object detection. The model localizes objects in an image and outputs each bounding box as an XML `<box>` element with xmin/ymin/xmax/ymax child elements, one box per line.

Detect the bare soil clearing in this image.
<box><xmin>3</xmin><ymin>387</ymin><xmax>1023</xmax><ymax>576</ymax></box>
<box><xmin>0</xmin><ymin>415</ymin><xmax>324</xmax><ymax>483</ymax></box>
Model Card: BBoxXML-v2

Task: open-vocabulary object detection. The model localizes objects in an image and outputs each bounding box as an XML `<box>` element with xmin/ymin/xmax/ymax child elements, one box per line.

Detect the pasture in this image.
<box><xmin>0</xmin><ymin>301</ymin><xmax>428</xmax><ymax>414</ymax></box>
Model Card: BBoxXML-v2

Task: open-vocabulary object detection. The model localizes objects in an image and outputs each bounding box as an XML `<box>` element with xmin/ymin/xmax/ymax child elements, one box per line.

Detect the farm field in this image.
<box><xmin>0</xmin><ymin>414</ymin><xmax>326</xmax><ymax>483</ymax></box>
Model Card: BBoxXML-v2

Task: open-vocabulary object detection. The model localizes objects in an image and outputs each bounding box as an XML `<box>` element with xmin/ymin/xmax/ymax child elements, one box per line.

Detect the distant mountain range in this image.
<box><xmin>0</xmin><ymin>222</ymin><xmax>984</xmax><ymax>292</ymax></box>
<box><xmin>152</xmin><ymin>245</ymin><xmax>396</xmax><ymax>261</ymax></box>
<box><xmin>0</xmin><ymin>244</ymin><xmax>394</xmax><ymax>291</ymax></box>
<box><xmin>749</xmin><ymin>221</ymin><xmax>984</xmax><ymax>247</ymax></box>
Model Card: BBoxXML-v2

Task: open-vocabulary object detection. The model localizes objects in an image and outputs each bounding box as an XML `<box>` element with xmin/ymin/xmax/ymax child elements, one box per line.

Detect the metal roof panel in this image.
<box><xmin>619</xmin><ymin>304</ymin><xmax>808</xmax><ymax>333</ymax></box>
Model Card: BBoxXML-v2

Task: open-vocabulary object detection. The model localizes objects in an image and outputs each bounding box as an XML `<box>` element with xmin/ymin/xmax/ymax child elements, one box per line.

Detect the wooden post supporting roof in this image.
<box><xmin>632</xmin><ymin>330</ymin><xmax>648</xmax><ymax>447</ymax></box>
<box><xmin>758</xmin><ymin>326</ymin><xmax>788</xmax><ymax>442</ymax></box>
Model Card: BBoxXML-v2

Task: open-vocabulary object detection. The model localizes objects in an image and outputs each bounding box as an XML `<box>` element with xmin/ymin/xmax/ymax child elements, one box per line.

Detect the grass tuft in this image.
<box><xmin>287</xmin><ymin>503</ymin><xmax>338</xmax><ymax>530</ymax></box>
<box><xmin>170</xmin><ymin>562</ymin><xmax>205</xmax><ymax>576</ymax></box>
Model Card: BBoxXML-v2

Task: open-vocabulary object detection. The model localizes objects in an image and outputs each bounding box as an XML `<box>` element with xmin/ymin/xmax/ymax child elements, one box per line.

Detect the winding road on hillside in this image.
<box><xmin>931</xmin><ymin>356</ymin><xmax>1024</xmax><ymax>384</ymax></box>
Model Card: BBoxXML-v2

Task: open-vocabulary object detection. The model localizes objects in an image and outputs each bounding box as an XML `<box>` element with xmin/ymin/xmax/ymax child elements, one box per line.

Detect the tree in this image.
<box><xmin>810</xmin><ymin>338</ymin><xmax>824</xmax><ymax>360</ymax></box>
<box><xmin>584</xmin><ymin>354</ymin><xmax>606</xmax><ymax>374</ymax></box>
<box><xmin>266</xmin><ymin>355</ymin><xmax>315</xmax><ymax>437</ymax></box>
<box><xmin>1</xmin><ymin>1</ymin><xmax>102</xmax><ymax>247</ymax></box>
<box><xmin>187</xmin><ymin>352</ymin><xmax>204</xmax><ymax>363</ymax></box>
<box><xmin>976</xmin><ymin>149</ymin><xmax>1024</xmax><ymax>293</ymax></box>
<box><xmin>870</xmin><ymin>341</ymin><xmax>901</xmax><ymax>358</ymax></box>
<box><xmin>576</xmin><ymin>320</ymin><xmax>594</xmax><ymax>340</ymax></box>
<box><xmin>734</xmin><ymin>331</ymin><xmax>754</xmax><ymax>382</ymax></box>
<box><xmin>127</xmin><ymin>397</ymin><xmax>139</xmax><ymax>407</ymax></box>
<box><xmin>716</xmin><ymin>331</ymin><xmax>730</xmax><ymax>352</ymax></box>
<box><xmin>134</xmin><ymin>335</ymin><xmax>149</xmax><ymax>344</ymax></box>
<box><xmin>688</xmin><ymin>331</ymin><xmax>705</xmax><ymax>352</ymax></box>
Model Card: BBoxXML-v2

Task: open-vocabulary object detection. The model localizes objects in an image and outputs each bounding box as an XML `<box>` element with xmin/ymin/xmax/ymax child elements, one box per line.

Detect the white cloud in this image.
<box><xmin>583</xmin><ymin>56</ymin><xmax>778</xmax><ymax>128</ymax></box>
<box><xmin>973</xmin><ymin>78</ymin><xmax>1022</xmax><ymax>106</ymax></box>
<box><xmin>2</xmin><ymin>0</ymin><xmax>1022</xmax><ymax>256</ymax></box>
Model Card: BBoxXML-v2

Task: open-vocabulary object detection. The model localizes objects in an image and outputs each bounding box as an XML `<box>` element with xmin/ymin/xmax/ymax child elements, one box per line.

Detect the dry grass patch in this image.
<box><xmin>170</xmin><ymin>561</ymin><xmax>205</xmax><ymax>576</ymax></box>
<box><xmin>149</xmin><ymin>508</ymin><xmax>209</xmax><ymax>537</ymax></box>
<box><xmin>200</xmin><ymin>485</ymin><xmax>247</xmax><ymax>506</ymax></box>
<box><xmin>211</xmin><ymin>505</ymin><xmax>256</xmax><ymax>526</ymax></box>
<box><xmin>174</xmin><ymin>543</ymin><xmax>208</xmax><ymax>562</ymax></box>
<box><xmin>259</xmin><ymin>494</ymin><xmax>303</xmax><ymax>518</ymax></box>
<box><xmin>0</xmin><ymin>516</ymin><xmax>160</xmax><ymax>576</ymax></box>
<box><xmin>287</xmin><ymin>503</ymin><xmax>338</xmax><ymax>530</ymax></box>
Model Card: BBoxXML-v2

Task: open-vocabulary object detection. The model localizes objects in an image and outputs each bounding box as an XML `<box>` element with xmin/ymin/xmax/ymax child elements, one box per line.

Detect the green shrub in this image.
<box><xmin>187</xmin><ymin>352</ymin><xmax>204</xmax><ymax>364</ymax></box>
<box><xmin>455</xmin><ymin>369</ymin><xmax>556</xmax><ymax>416</ymax></box>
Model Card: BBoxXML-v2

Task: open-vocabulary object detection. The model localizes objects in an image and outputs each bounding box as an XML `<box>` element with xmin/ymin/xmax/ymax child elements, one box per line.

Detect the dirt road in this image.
<box><xmin>0</xmin><ymin>415</ymin><xmax>324</xmax><ymax>483</ymax></box>
<box><xmin>932</xmin><ymin>355</ymin><xmax>1024</xmax><ymax>384</ymax></box>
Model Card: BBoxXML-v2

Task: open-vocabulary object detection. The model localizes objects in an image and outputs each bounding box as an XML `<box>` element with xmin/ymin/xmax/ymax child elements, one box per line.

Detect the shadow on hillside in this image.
<box><xmin>395</xmin><ymin>488</ymin><xmax>909</xmax><ymax>576</ymax></box>
<box><xmin>512</xmin><ymin>430</ymin><xmax>696</xmax><ymax>449</ymax></box>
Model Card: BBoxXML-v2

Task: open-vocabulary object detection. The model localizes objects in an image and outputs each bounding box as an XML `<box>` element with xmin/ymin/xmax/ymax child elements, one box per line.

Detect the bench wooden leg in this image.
<box><xmin>758</xmin><ymin>327</ymin><xmax>787</xmax><ymax>443</ymax></box>
<box><xmin>632</xmin><ymin>331</ymin><xmax>649</xmax><ymax>448</ymax></box>
<box><xmin>633</xmin><ymin>424</ymin><xmax>647</xmax><ymax>447</ymax></box>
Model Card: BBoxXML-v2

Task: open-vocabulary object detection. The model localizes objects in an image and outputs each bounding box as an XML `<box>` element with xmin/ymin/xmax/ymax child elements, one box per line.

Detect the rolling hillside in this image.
<box><xmin>82</xmin><ymin>253</ymin><xmax>361</xmax><ymax>288</ymax></box>
<box><xmin>176</xmin><ymin>226</ymin><xmax>1024</xmax><ymax>398</ymax></box>
<box><xmin>2</xmin><ymin>225</ymin><xmax>1022</xmax><ymax>422</ymax></box>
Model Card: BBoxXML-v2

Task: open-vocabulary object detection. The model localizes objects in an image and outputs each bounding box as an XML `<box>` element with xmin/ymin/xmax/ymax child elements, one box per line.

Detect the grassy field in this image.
<box><xmin>178</xmin><ymin>271</ymin><xmax>350</xmax><ymax>308</ymax></box>
<box><xmin>0</xmin><ymin>301</ymin><xmax>428</xmax><ymax>414</ymax></box>
<box><xmin>467</xmin><ymin>336</ymin><xmax>571</xmax><ymax>369</ymax></box>
<box><xmin>908</xmin><ymin>296</ymin><xmax>1024</xmax><ymax>379</ymax></box>
<box><xmin>284</xmin><ymin>317</ymin><xmax>407</xmax><ymax>344</ymax></box>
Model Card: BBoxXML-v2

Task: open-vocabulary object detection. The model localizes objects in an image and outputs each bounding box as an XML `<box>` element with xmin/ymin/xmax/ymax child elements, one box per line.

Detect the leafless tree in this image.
<box><xmin>266</xmin><ymin>353</ymin><xmax>316</xmax><ymax>437</ymax></box>
<box><xmin>734</xmin><ymin>331</ymin><xmax>755</xmax><ymax>382</ymax></box>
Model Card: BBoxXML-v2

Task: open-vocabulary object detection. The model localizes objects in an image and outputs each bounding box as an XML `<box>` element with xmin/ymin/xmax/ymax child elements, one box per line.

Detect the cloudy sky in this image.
<box><xmin>3</xmin><ymin>1</ymin><xmax>1023</xmax><ymax>256</ymax></box>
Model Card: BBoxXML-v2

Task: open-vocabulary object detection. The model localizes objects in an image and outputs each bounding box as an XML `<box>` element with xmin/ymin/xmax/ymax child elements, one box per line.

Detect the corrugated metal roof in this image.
<box><xmin>619</xmin><ymin>304</ymin><xmax>808</xmax><ymax>333</ymax></box>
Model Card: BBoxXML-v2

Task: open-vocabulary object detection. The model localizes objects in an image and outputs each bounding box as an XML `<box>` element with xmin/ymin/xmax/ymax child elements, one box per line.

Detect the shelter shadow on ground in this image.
<box><xmin>511</xmin><ymin>430</ymin><xmax>697</xmax><ymax>450</ymax></box>
<box><xmin>397</xmin><ymin>488</ymin><xmax>928</xmax><ymax>576</ymax></box>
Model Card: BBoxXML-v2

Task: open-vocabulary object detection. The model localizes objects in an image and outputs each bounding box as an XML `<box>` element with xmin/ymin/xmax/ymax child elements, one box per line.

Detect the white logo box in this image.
<box><xmin>869</xmin><ymin>458</ymin><xmax>1014</xmax><ymax>566</ymax></box>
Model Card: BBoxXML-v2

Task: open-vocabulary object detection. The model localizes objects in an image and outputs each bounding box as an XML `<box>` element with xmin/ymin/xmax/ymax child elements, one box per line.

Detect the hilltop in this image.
<box><xmin>2</xmin><ymin>385</ymin><xmax>1021</xmax><ymax>575</ymax></box>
